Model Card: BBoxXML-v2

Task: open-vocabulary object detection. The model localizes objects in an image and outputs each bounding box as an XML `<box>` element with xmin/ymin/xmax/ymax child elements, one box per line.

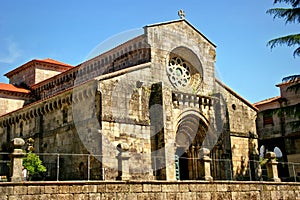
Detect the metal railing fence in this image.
<box><xmin>0</xmin><ymin>152</ymin><xmax>299</xmax><ymax>182</ymax></box>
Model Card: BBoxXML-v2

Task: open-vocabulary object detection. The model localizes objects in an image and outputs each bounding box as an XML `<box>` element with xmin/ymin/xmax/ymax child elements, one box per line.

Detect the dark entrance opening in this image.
<box><xmin>176</xmin><ymin>147</ymin><xmax>189</xmax><ymax>180</ymax></box>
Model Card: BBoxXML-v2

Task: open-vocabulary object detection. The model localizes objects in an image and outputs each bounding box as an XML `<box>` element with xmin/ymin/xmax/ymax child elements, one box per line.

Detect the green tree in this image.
<box><xmin>23</xmin><ymin>152</ymin><xmax>47</xmax><ymax>180</ymax></box>
<box><xmin>267</xmin><ymin>0</ymin><xmax>300</xmax><ymax>57</ymax></box>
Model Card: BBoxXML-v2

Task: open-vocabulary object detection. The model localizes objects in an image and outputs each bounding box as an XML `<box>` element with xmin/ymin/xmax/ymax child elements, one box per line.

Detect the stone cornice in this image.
<box><xmin>0</xmin><ymin>80</ymin><xmax>98</xmax><ymax>127</ymax></box>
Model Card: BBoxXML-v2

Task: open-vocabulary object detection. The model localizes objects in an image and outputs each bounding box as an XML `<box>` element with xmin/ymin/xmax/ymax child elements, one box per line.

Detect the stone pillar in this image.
<box><xmin>199</xmin><ymin>148</ymin><xmax>213</xmax><ymax>181</ymax></box>
<box><xmin>265</xmin><ymin>152</ymin><xmax>281</xmax><ymax>182</ymax></box>
<box><xmin>10</xmin><ymin>138</ymin><xmax>25</xmax><ymax>182</ymax></box>
<box><xmin>116</xmin><ymin>143</ymin><xmax>131</xmax><ymax>181</ymax></box>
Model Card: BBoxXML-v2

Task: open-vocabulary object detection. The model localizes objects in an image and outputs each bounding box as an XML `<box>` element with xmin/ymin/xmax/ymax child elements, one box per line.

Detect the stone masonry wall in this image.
<box><xmin>0</xmin><ymin>181</ymin><xmax>299</xmax><ymax>200</ymax></box>
<box><xmin>0</xmin><ymin>97</ymin><xmax>26</xmax><ymax>117</ymax></box>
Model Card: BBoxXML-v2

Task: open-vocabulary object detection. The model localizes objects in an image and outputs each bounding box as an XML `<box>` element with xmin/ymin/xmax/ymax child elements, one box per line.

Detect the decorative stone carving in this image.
<box><xmin>265</xmin><ymin>151</ymin><xmax>281</xmax><ymax>182</ymax></box>
<box><xmin>10</xmin><ymin>138</ymin><xmax>25</xmax><ymax>182</ymax></box>
<box><xmin>199</xmin><ymin>148</ymin><xmax>213</xmax><ymax>181</ymax></box>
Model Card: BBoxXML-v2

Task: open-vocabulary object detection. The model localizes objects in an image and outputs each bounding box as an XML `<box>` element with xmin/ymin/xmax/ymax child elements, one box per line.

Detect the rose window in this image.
<box><xmin>167</xmin><ymin>57</ymin><xmax>191</xmax><ymax>89</ymax></box>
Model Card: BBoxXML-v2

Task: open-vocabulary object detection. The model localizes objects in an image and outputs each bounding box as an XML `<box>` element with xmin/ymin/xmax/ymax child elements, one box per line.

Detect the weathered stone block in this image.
<box><xmin>0</xmin><ymin>195</ymin><xmax>7</xmax><ymax>200</ymax></box>
<box><xmin>151</xmin><ymin>184</ymin><xmax>161</xmax><ymax>192</ymax></box>
<box><xmin>74</xmin><ymin>194</ymin><xmax>89</xmax><ymax>200</ymax></box>
<box><xmin>106</xmin><ymin>184</ymin><xmax>129</xmax><ymax>193</ymax></box>
<box><xmin>142</xmin><ymin>184</ymin><xmax>151</xmax><ymax>192</ymax></box>
<box><xmin>161</xmin><ymin>184</ymin><xmax>178</xmax><ymax>192</ymax></box>
<box><xmin>39</xmin><ymin>194</ymin><xmax>58</xmax><ymax>200</ymax></box>
<box><xmin>103</xmin><ymin>192</ymin><xmax>118</xmax><ymax>200</ymax></box>
<box><xmin>260</xmin><ymin>190</ymin><xmax>271</xmax><ymax>200</ymax></box>
<box><xmin>86</xmin><ymin>185</ymin><xmax>97</xmax><ymax>193</ymax></box>
<box><xmin>179</xmin><ymin>184</ymin><xmax>189</xmax><ymax>192</ymax></box>
<box><xmin>56</xmin><ymin>194</ymin><xmax>73</xmax><ymax>200</ymax></box>
<box><xmin>271</xmin><ymin>190</ymin><xmax>283</xmax><ymax>200</ymax></box>
<box><xmin>211</xmin><ymin>192</ymin><xmax>231</xmax><ymax>200</ymax></box>
<box><xmin>216</xmin><ymin>184</ymin><xmax>229</xmax><ymax>192</ymax></box>
<box><xmin>27</xmin><ymin>186</ymin><xmax>42</xmax><ymax>195</ymax></box>
<box><xmin>130</xmin><ymin>184</ymin><xmax>143</xmax><ymax>192</ymax></box>
<box><xmin>89</xmin><ymin>193</ymin><xmax>101</xmax><ymax>200</ymax></box>
<box><xmin>1</xmin><ymin>186</ymin><xmax>13</xmax><ymax>195</ymax></box>
<box><xmin>232</xmin><ymin>192</ymin><xmax>253</xmax><ymax>200</ymax></box>
<box><xmin>196</xmin><ymin>192</ymin><xmax>211</xmax><ymax>200</ymax></box>
<box><xmin>70</xmin><ymin>185</ymin><xmax>84</xmax><ymax>194</ymax></box>
<box><xmin>97</xmin><ymin>184</ymin><xmax>106</xmax><ymax>192</ymax></box>
<box><xmin>13</xmin><ymin>186</ymin><xmax>27</xmax><ymax>195</ymax></box>
<box><xmin>58</xmin><ymin>185</ymin><xmax>70</xmax><ymax>194</ymax></box>
<box><xmin>44</xmin><ymin>186</ymin><xmax>57</xmax><ymax>194</ymax></box>
<box><xmin>5</xmin><ymin>195</ymin><xmax>21</xmax><ymax>200</ymax></box>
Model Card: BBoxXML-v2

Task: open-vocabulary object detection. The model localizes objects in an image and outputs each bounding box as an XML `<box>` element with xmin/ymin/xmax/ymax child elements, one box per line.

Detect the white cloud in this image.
<box><xmin>0</xmin><ymin>39</ymin><xmax>22</xmax><ymax>64</ymax></box>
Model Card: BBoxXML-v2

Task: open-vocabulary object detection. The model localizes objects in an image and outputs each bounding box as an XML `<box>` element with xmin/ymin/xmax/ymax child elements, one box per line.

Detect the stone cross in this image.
<box><xmin>178</xmin><ymin>10</ymin><xmax>186</xmax><ymax>19</ymax></box>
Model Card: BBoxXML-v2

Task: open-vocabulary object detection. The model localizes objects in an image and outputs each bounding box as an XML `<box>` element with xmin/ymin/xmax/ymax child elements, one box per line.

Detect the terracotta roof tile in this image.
<box><xmin>35</xmin><ymin>58</ymin><xmax>73</xmax><ymax>68</ymax></box>
<box><xmin>253</xmin><ymin>96</ymin><xmax>281</xmax><ymax>107</ymax></box>
<box><xmin>5</xmin><ymin>58</ymin><xmax>74</xmax><ymax>78</ymax></box>
<box><xmin>0</xmin><ymin>83</ymin><xmax>31</xmax><ymax>94</ymax></box>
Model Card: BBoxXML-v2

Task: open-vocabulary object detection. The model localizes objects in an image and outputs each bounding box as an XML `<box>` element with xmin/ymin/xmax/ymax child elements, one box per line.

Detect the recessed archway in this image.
<box><xmin>175</xmin><ymin>110</ymin><xmax>209</xmax><ymax>180</ymax></box>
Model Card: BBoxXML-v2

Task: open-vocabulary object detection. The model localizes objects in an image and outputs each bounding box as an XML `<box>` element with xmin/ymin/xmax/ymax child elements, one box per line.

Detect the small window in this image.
<box><xmin>263</xmin><ymin>111</ymin><xmax>273</xmax><ymax>126</ymax></box>
<box><xmin>62</xmin><ymin>108</ymin><xmax>68</xmax><ymax>124</ymax></box>
<box><xmin>232</xmin><ymin>104</ymin><xmax>236</xmax><ymax>110</ymax></box>
<box><xmin>20</xmin><ymin>122</ymin><xmax>23</xmax><ymax>137</ymax></box>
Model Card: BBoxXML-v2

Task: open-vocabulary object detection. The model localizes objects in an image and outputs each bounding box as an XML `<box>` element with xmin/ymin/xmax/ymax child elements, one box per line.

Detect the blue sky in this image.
<box><xmin>0</xmin><ymin>0</ymin><xmax>299</xmax><ymax>103</ymax></box>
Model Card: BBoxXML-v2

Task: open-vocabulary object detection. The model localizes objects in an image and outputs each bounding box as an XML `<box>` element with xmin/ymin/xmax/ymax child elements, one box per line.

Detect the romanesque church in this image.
<box><xmin>0</xmin><ymin>19</ymin><xmax>258</xmax><ymax>181</ymax></box>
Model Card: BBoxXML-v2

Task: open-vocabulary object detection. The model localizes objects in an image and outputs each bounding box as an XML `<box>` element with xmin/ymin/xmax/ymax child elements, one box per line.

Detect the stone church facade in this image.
<box><xmin>0</xmin><ymin>19</ymin><xmax>258</xmax><ymax>181</ymax></box>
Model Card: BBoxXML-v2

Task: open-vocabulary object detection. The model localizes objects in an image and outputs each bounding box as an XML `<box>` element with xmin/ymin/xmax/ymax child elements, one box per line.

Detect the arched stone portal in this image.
<box><xmin>175</xmin><ymin>111</ymin><xmax>209</xmax><ymax>180</ymax></box>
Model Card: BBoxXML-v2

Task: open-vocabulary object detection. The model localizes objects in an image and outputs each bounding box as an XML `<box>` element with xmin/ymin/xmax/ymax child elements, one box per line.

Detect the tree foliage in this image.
<box><xmin>267</xmin><ymin>0</ymin><xmax>300</xmax><ymax>57</ymax></box>
<box><xmin>23</xmin><ymin>152</ymin><xmax>46</xmax><ymax>180</ymax></box>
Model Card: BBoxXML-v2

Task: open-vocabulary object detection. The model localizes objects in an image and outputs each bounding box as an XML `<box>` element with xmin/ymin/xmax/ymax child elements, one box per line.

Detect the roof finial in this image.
<box><xmin>178</xmin><ymin>9</ymin><xmax>186</xmax><ymax>19</ymax></box>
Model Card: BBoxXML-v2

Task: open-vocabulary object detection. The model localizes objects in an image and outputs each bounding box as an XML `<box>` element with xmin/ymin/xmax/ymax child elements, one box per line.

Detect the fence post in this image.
<box><xmin>10</xmin><ymin>138</ymin><xmax>25</xmax><ymax>182</ymax></box>
<box><xmin>248</xmin><ymin>160</ymin><xmax>252</xmax><ymax>181</ymax></box>
<box><xmin>292</xmin><ymin>163</ymin><xmax>297</xmax><ymax>182</ymax></box>
<box><xmin>116</xmin><ymin>143</ymin><xmax>131</xmax><ymax>181</ymax></box>
<box><xmin>265</xmin><ymin>152</ymin><xmax>281</xmax><ymax>182</ymax></box>
<box><xmin>199</xmin><ymin>148</ymin><xmax>213</xmax><ymax>181</ymax></box>
<box><xmin>57</xmin><ymin>154</ymin><xmax>60</xmax><ymax>181</ymax></box>
<box><xmin>88</xmin><ymin>155</ymin><xmax>90</xmax><ymax>181</ymax></box>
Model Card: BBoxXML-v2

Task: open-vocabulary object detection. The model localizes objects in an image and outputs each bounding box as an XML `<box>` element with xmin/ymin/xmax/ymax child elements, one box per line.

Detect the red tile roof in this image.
<box><xmin>35</xmin><ymin>58</ymin><xmax>73</xmax><ymax>67</ymax></box>
<box><xmin>0</xmin><ymin>83</ymin><xmax>31</xmax><ymax>94</ymax></box>
<box><xmin>253</xmin><ymin>96</ymin><xmax>281</xmax><ymax>107</ymax></box>
<box><xmin>5</xmin><ymin>58</ymin><xmax>74</xmax><ymax>78</ymax></box>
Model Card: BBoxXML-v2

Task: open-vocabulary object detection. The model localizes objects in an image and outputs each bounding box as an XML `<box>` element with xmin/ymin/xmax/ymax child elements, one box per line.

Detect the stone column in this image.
<box><xmin>199</xmin><ymin>148</ymin><xmax>213</xmax><ymax>181</ymax></box>
<box><xmin>10</xmin><ymin>138</ymin><xmax>25</xmax><ymax>182</ymax></box>
<box><xmin>265</xmin><ymin>152</ymin><xmax>281</xmax><ymax>182</ymax></box>
<box><xmin>116</xmin><ymin>143</ymin><xmax>131</xmax><ymax>181</ymax></box>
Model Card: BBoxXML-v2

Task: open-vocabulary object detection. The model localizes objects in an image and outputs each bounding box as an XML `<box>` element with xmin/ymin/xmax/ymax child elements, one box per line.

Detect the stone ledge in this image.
<box><xmin>0</xmin><ymin>180</ymin><xmax>300</xmax><ymax>200</ymax></box>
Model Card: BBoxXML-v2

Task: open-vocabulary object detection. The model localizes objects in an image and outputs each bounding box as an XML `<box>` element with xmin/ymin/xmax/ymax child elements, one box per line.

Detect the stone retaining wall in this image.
<box><xmin>0</xmin><ymin>181</ymin><xmax>300</xmax><ymax>200</ymax></box>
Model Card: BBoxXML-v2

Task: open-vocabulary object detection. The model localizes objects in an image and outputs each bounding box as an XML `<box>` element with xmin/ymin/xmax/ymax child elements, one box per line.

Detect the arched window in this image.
<box><xmin>20</xmin><ymin>122</ymin><xmax>23</xmax><ymax>137</ymax></box>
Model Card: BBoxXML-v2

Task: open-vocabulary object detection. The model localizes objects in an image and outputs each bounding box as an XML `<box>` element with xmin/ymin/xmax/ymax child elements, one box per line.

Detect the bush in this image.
<box><xmin>23</xmin><ymin>152</ymin><xmax>46</xmax><ymax>181</ymax></box>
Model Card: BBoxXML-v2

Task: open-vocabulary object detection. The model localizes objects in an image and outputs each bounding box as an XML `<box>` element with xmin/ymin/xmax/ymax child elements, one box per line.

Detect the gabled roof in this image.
<box><xmin>0</xmin><ymin>83</ymin><xmax>31</xmax><ymax>94</ymax></box>
<box><xmin>145</xmin><ymin>19</ymin><xmax>216</xmax><ymax>48</ymax></box>
<box><xmin>35</xmin><ymin>58</ymin><xmax>73</xmax><ymax>67</ymax></box>
<box><xmin>5</xmin><ymin>58</ymin><xmax>73</xmax><ymax>78</ymax></box>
